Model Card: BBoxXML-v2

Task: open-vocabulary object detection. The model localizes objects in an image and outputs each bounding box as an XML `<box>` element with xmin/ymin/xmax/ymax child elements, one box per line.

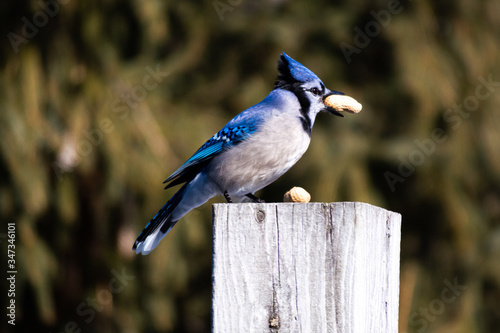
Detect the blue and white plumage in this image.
<box><xmin>133</xmin><ymin>53</ymin><xmax>347</xmax><ymax>254</ymax></box>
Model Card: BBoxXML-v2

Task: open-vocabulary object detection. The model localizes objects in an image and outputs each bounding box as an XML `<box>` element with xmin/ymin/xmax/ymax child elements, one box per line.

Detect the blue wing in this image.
<box><xmin>163</xmin><ymin>124</ymin><xmax>257</xmax><ymax>188</ymax></box>
<box><xmin>163</xmin><ymin>89</ymin><xmax>284</xmax><ymax>189</ymax></box>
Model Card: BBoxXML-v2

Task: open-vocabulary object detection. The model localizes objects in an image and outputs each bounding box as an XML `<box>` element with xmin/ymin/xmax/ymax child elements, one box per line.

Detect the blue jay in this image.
<box><xmin>133</xmin><ymin>53</ymin><xmax>348</xmax><ymax>254</ymax></box>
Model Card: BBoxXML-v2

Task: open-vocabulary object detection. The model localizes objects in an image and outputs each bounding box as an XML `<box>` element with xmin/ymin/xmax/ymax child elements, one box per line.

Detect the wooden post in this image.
<box><xmin>212</xmin><ymin>202</ymin><xmax>401</xmax><ymax>332</ymax></box>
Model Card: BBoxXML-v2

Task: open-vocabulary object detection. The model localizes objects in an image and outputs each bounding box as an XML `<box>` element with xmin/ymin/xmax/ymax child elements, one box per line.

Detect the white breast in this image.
<box><xmin>208</xmin><ymin>112</ymin><xmax>311</xmax><ymax>197</ymax></box>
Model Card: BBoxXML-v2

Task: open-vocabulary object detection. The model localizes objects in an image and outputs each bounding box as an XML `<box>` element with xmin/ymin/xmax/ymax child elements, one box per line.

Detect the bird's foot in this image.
<box><xmin>224</xmin><ymin>191</ymin><xmax>233</xmax><ymax>203</ymax></box>
<box><xmin>246</xmin><ymin>193</ymin><xmax>265</xmax><ymax>203</ymax></box>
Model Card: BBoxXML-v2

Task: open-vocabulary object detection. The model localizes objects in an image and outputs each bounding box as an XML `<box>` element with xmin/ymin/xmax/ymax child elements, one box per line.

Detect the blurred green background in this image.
<box><xmin>1</xmin><ymin>0</ymin><xmax>499</xmax><ymax>332</ymax></box>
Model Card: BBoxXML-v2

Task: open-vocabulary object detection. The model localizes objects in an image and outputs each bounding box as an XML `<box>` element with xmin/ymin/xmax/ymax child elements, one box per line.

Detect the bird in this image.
<box><xmin>133</xmin><ymin>52</ymin><xmax>348</xmax><ymax>255</ymax></box>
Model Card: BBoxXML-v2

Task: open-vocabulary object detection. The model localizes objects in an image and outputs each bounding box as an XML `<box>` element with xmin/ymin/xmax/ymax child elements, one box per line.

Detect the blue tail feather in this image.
<box><xmin>132</xmin><ymin>183</ymin><xmax>188</xmax><ymax>251</ymax></box>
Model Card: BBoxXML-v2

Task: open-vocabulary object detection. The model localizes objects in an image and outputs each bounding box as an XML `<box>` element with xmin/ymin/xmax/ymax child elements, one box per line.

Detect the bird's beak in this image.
<box><xmin>323</xmin><ymin>90</ymin><xmax>345</xmax><ymax>117</ymax></box>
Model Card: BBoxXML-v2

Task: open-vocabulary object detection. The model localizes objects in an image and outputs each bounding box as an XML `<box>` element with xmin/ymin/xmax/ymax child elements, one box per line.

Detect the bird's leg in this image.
<box><xmin>224</xmin><ymin>191</ymin><xmax>233</xmax><ymax>203</ymax></box>
<box><xmin>246</xmin><ymin>193</ymin><xmax>265</xmax><ymax>203</ymax></box>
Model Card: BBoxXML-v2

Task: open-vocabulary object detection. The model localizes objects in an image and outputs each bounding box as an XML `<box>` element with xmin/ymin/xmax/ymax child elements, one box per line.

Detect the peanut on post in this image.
<box><xmin>324</xmin><ymin>95</ymin><xmax>362</xmax><ymax>114</ymax></box>
<box><xmin>283</xmin><ymin>187</ymin><xmax>311</xmax><ymax>203</ymax></box>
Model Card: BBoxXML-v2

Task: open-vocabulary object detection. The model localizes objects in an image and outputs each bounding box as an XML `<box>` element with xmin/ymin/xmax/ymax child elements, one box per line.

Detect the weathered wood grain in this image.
<box><xmin>212</xmin><ymin>202</ymin><xmax>401</xmax><ymax>333</ymax></box>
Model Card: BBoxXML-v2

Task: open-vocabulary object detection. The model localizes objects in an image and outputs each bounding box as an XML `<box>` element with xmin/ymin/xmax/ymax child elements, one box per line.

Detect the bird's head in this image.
<box><xmin>274</xmin><ymin>53</ymin><xmax>346</xmax><ymax>126</ymax></box>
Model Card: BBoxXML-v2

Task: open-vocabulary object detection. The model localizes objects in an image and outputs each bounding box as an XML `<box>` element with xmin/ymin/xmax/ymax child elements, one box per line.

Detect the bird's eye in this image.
<box><xmin>310</xmin><ymin>87</ymin><xmax>320</xmax><ymax>96</ymax></box>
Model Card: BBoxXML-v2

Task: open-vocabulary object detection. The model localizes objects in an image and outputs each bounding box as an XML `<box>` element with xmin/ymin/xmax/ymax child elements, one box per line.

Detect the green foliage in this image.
<box><xmin>1</xmin><ymin>0</ymin><xmax>500</xmax><ymax>332</ymax></box>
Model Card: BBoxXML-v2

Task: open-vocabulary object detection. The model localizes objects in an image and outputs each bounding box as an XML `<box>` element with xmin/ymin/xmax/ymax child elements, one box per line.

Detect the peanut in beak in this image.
<box><xmin>324</xmin><ymin>95</ymin><xmax>362</xmax><ymax>114</ymax></box>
